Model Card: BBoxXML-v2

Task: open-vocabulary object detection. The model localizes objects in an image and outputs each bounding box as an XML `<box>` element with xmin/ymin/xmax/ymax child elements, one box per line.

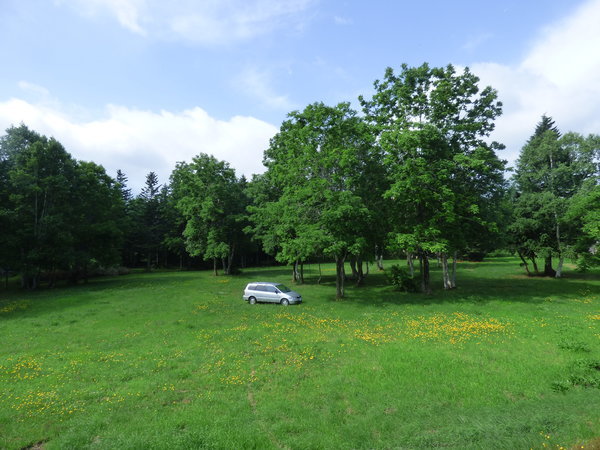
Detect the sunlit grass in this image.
<box><xmin>0</xmin><ymin>257</ymin><xmax>599</xmax><ymax>449</ymax></box>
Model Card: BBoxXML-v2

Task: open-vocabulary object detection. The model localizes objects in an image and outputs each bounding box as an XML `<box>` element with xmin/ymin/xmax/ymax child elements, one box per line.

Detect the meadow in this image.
<box><xmin>0</xmin><ymin>257</ymin><xmax>599</xmax><ymax>449</ymax></box>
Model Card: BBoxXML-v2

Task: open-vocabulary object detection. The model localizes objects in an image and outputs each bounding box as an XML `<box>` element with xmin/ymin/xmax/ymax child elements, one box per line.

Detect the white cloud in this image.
<box><xmin>61</xmin><ymin>0</ymin><xmax>316</xmax><ymax>45</ymax></box>
<box><xmin>462</xmin><ymin>33</ymin><xmax>492</xmax><ymax>52</ymax></box>
<box><xmin>471</xmin><ymin>0</ymin><xmax>600</xmax><ymax>166</ymax></box>
<box><xmin>333</xmin><ymin>16</ymin><xmax>352</xmax><ymax>26</ymax></box>
<box><xmin>18</xmin><ymin>81</ymin><xmax>51</xmax><ymax>98</ymax></box>
<box><xmin>235</xmin><ymin>66</ymin><xmax>295</xmax><ymax>110</ymax></box>
<box><xmin>0</xmin><ymin>97</ymin><xmax>278</xmax><ymax>192</ymax></box>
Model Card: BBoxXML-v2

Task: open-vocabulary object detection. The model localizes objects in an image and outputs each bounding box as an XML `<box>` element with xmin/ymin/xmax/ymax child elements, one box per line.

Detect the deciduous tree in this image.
<box><xmin>360</xmin><ymin>63</ymin><xmax>505</xmax><ymax>292</ymax></box>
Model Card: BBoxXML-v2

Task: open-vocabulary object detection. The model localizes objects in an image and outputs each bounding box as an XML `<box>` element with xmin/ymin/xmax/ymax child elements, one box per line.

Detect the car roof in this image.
<box><xmin>249</xmin><ymin>281</ymin><xmax>281</xmax><ymax>286</ymax></box>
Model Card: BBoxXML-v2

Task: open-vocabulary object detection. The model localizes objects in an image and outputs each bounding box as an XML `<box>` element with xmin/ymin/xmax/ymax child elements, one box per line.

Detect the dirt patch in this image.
<box><xmin>21</xmin><ymin>440</ymin><xmax>47</xmax><ymax>450</ymax></box>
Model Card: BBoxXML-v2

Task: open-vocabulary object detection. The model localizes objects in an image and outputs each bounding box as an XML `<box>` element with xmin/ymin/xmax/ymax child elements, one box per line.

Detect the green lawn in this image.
<box><xmin>1</xmin><ymin>257</ymin><xmax>599</xmax><ymax>449</ymax></box>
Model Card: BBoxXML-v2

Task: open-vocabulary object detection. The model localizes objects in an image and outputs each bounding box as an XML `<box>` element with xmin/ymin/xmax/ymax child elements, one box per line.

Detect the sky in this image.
<box><xmin>1</xmin><ymin>0</ymin><xmax>599</xmax><ymax>192</ymax></box>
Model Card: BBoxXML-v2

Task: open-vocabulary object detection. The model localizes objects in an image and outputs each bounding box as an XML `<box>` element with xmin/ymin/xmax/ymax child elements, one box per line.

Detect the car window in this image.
<box><xmin>276</xmin><ymin>284</ymin><xmax>291</xmax><ymax>292</ymax></box>
<box><xmin>247</xmin><ymin>284</ymin><xmax>257</xmax><ymax>290</ymax></box>
<box><xmin>265</xmin><ymin>285</ymin><xmax>277</xmax><ymax>293</ymax></box>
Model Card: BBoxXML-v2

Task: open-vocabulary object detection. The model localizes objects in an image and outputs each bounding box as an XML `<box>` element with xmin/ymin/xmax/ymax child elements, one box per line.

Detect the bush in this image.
<box><xmin>387</xmin><ymin>265</ymin><xmax>419</xmax><ymax>292</ymax></box>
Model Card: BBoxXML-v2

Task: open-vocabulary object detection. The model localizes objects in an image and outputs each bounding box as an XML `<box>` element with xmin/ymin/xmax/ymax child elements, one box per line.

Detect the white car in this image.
<box><xmin>243</xmin><ymin>282</ymin><xmax>302</xmax><ymax>305</ymax></box>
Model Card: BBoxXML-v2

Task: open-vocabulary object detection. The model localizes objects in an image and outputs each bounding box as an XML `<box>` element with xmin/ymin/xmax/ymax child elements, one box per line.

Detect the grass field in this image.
<box><xmin>1</xmin><ymin>257</ymin><xmax>599</xmax><ymax>449</ymax></box>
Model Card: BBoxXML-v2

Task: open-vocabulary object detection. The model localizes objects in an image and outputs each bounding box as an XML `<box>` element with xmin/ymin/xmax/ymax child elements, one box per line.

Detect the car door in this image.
<box><xmin>254</xmin><ymin>285</ymin><xmax>268</xmax><ymax>302</ymax></box>
<box><xmin>264</xmin><ymin>285</ymin><xmax>279</xmax><ymax>303</ymax></box>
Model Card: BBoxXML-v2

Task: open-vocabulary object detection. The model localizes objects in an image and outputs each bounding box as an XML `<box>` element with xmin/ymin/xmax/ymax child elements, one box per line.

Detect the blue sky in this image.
<box><xmin>1</xmin><ymin>0</ymin><xmax>599</xmax><ymax>192</ymax></box>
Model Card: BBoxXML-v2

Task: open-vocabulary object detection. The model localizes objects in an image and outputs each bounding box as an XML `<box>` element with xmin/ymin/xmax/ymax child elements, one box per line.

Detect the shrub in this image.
<box><xmin>387</xmin><ymin>265</ymin><xmax>419</xmax><ymax>292</ymax></box>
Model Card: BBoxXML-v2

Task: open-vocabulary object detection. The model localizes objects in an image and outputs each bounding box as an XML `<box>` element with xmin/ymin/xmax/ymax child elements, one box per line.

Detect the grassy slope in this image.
<box><xmin>0</xmin><ymin>257</ymin><xmax>599</xmax><ymax>449</ymax></box>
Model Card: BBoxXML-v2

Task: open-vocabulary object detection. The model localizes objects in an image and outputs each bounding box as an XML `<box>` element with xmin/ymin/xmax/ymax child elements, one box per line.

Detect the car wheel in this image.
<box><xmin>280</xmin><ymin>298</ymin><xmax>289</xmax><ymax>306</ymax></box>
<box><xmin>249</xmin><ymin>297</ymin><xmax>256</xmax><ymax>305</ymax></box>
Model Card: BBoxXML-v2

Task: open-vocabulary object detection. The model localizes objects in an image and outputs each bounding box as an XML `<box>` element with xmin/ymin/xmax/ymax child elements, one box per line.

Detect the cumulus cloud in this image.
<box><xmin>0</xmin><ymin>96</ymin><xmax>278</xmax><ymax>193</ymax></box>
<box><xmin>471</xmin><ymin>0</ymin><xmax>600</xmax><ymax>166</ymax></box>
<box><xmin>61</xmin><ymin>0</ymin><xmax>316</xmax><ymax>45</ymax></box>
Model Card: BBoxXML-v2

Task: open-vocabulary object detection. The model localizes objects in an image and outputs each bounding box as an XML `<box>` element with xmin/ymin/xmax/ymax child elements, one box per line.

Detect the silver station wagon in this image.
<box><xmin>243</xmin><ymin>282</ymin><xmax>302</xmax><ymax>306</ymax></box>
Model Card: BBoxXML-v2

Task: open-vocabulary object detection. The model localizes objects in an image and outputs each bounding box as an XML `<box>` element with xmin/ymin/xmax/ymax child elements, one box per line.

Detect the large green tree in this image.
<box><xmin>68</xmin><ymin>161</ymin><xmax>124</xmax><ymax>281</ymax></box>
<box><xmin>253</xmin><ymin>102</ymin><xmax>383</xmax><ymax>298</ymax></box>
<box><xmin>171</xmin><ymin>153</ymin><xmax>247</xmax><ymax>275</ymax></box>
<box><xmin>0</xmin><ymin>125</ymin><xmax>44</xmax><ymax>274</ymax></box>
<box><xmin>8</xmin><ymin>136</ymin><xmax>78</xmax><ymax>287</ymax></box>
<box><xmin>360</xmin><ymin>63</ymin><xmax>505</xmax><ymax>292</ymax></box>
<box><xmin>511</xmin><ymin>116</ymin><xmax>599</xmax><ymax>276</ymax></box>
<box><xmin>1</xmin><ymin>125</ymin><xmax>125</xmax><ymax>287</ymax></box>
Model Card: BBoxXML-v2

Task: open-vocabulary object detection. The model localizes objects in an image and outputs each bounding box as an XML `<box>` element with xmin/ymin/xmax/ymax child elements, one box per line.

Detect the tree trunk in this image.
<box><xmin>531</xmin><ymin>257</ymin><xmax>539</xmax><ymax>274</ymax></box>
<box><xmin>300</xmin><ymin>262</ymin><xmax>304</xmax><ymax>284</ymax></box>
<box><xmin>213</xmin><ymin>258</ymin><xmax>218</xmax><ymax>276</ymax></box>
<box><xmin>555</xmin><ymin>256</ymin><xmax>564</xmax><ymax>278</ymax></box>
<box><xmin>356</xmin><ymin>258</ymin><xmax>364</xmax><ymax>286</ymax></box>
<box><xmin>517</xmin><ymin>250</ymin><xmax>531</xmax><ymax>276</ymax></box>
<box><xmin>407</xmin><ymin>252</ymin><xmax>414</xmax><ymax>277</ymax></box>
<box><xmin>349</xmin><ymin>258</ymin><xmax>358</xmax><ymax>279</ymax></box>
<box><xmin>441</xmin><ymin>253</ymin><xmax>452</xmax><ymax>290</ymax></box>
<box><xmin>335</xmin><ymin>256</ymin><xmax>345</xmax><ymax>299</ymax></box>
<box><xmin>225</xmin><ymin>245</ymin><xmax>235</xmax><ymax>275</ymax></box>
<box><xmin>377</xmin><ymin>254</ymin><xmax>384</xmax><ymax>271</ymax></box>
<box><xmin>292</xmin><ymin>260</ymin><xmax>299</xmax><ymax>282</ymax></box>
<box><xmin>317</xmin><ymin>261</ymin><xmax>322</xmax><ymax>284</ymax></box>
<box><xmin>419</xmin><ymin>252</ymin><xmax>431</xmax><ymax>294</ymax></box>
<box><xmin>451</xmin><ymin>251</ymin><xmax>457</xmax><ymax>288</ymax></box>
<box><xmin>544</xmin><ymin>255</ymin><xmax>556</xmax><ymax>277</ymax></box>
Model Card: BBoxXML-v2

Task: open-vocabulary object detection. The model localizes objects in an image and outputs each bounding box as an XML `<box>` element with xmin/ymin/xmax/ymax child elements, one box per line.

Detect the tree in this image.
<box><xmin>130</xmin><ymin>172</ymin><xmax>163</xmax><ymax>270</ymax></box>
<box><xmin>566</xmin><ymin>179</ymin><xmax>600</xmax><ymax>270</ymax></box>
<box><xmin>171</xmin><ymin>154</ymin><xmax>246</xmax><ymax>275</ymax></box>
<box><xmin>68</xmin><ymin>161</ymin><xmax>124</xmax><ymax>282</ymax></box>
<box><xmin>0</xmin><ymin>125</ymin><xmax>44</xmax><ymax>274</ymax></box>
<box><xmin>8</xmin><ymin>136</ymin><xmax>77</xmax><ymax>287</ymax></box>
<box><xmin>511</xmin><ymin>116</ymin><xmax>599</xmax><ymax>277</ymax></box>
<box><xmin>360</xmin><ymin>63</ymin><xmax>505</xmax><ymax>292</ymax></box>
<box><xmin>1</xmin><ymin>125</ymin><xmax>129</xmax><ymax>287</ymax></box>
<box><xmin>254</xmin><ymin>102</ymin><xmax>382</xmax><ymax>298</ymax></box>
<box><xmin>115</xmin><ymin>169</ymin><xmax>132</xmax><ymax>203</ymax></box>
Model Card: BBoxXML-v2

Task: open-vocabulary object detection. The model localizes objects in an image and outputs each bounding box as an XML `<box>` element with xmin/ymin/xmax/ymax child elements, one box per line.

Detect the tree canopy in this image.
<box><xmin>1</xmin><ymin>63</ymin><xmax>598</xmax><ymax>294</ymax></box>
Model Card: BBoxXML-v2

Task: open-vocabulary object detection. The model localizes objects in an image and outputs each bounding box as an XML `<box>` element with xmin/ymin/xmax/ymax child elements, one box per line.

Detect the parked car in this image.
<box><xmin>243</xmin><ymin>282</ymin><xmax>302</xmax><ymax>305</ymax></box>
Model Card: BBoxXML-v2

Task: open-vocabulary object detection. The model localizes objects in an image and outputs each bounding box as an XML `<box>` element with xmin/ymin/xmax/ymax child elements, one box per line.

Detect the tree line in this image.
<box><xmin>1</xmin><ymin>63</ymin><xmax>598</xmax><ymax>295</ymax></box>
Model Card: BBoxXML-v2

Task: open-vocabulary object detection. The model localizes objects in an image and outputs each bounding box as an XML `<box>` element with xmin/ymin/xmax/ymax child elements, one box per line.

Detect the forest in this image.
<box><xmin>1</xmin><ymin>63</ymin><xmax>599</xmax><ymax>297</ymax></box>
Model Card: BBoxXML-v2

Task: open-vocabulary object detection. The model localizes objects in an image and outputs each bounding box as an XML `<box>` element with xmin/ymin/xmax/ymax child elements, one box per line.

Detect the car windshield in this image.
<box><xmin>276</xmin><ymin>284</ymin><xmax>291</xmax><ymax>293</ymax></box>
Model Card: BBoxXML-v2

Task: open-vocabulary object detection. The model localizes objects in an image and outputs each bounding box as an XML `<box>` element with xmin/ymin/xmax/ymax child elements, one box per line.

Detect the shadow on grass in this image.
<box><xmin>302</xmin><ymin>262</ymin><xmax>599</xmax><ymax>308</ymax></box>
<box><xmin>1</xmin><ymin>260</ymin><xmax>598</xmax><ymax>317</ymax></box>
<box><xmin>0</xmin><ymin>270</ymin><xmax>205</xmax><ymax>319</ymax></box>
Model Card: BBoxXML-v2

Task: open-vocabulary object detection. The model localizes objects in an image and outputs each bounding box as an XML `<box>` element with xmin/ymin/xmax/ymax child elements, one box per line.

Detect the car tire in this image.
<box><xmin>249</xmin><ymin>297</ymin><xmax>257</xmax><ymax>305</ymax></box>
<box><xmin>280</xmin><ymin>298</ymin><xmax>289</xmax><ymax>306</ymax></box>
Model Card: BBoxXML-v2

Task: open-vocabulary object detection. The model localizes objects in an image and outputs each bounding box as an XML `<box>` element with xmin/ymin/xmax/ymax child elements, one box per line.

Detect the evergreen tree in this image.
<box><xmin>511</xmin><ymin>116</ymin><xmax>599</xmax><ymax>276</ymax></box>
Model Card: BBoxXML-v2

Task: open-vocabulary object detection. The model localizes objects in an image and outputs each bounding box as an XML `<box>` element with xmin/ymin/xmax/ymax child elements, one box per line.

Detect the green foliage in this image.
<box><xmin>0</xmin><ymin>125</ymin><xmax>125</xmax><ymax>286</ymax></box>
<box><xmin>387</xmin><ymin>264</ymin><xmax>419</xmax><ymax>292</ymax></box>
<box><xmin>360</xmin><ymin>63</ymin><xmax>506</xmax><ymax>291</ymax></box>
<box><xmin>251</xmin><ymin>101</ymin><xmax>383</xmax><ymax>296</ymax></box>
<box><xmin>171</xmin><ymin>153</ymin><xmax>248</xmax><ymax>274</ymax></box>
<box><xmin>510</xmin><ymin>117</ymin><xmax>599</xmax><ymax>274</ymax></box>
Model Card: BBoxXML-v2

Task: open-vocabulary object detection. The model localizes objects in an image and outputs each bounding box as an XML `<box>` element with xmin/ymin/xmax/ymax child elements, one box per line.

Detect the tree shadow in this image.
<box><xmin>0</xmin><ymin>271</ymin><xmax>202</xmax><ymax>319</ymax></box>
<box><xmin>316</xmin><ymin>262</ymin><xmax>599</xmax><ymax>307</ymax></box>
